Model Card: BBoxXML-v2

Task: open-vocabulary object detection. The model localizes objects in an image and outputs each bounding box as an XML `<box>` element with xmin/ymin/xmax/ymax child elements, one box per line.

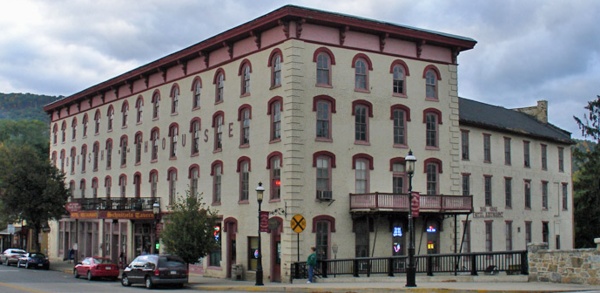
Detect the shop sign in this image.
<box><xmin>66</xmin><ymin>202</ymin><xmax>81</xmax><ymax>212</ymax></box>
<box><xmin>102</xmin><ymin>211</ymin><xmax>155</xmax><ymax>219</ymax></box>
<box><xmin>70</xmin><ymin>211</ymin><xmax>99</xmax><ymax>219</ymax></box>
<box><xmin>473</xmin><ymin>206</ymin><xmax>504</xmax><ymax>218</ymax></box>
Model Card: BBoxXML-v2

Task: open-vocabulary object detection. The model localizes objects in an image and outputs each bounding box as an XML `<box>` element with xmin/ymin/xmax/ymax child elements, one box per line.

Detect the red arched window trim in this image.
<box><xmin>351</xmin><ymin>100</ymin><xmax>374</xmax><ymax>117</ymax></box>
<box><xmin>312</xmin><ymin>215</ymin><xmax>336</xmax><ymax>232</ymax></box>
<box><xmin>352</xmin><ymin>153</ymin><xmax>374</xmax><ymax>170</ymax></box>
<box><xmin>312</xmin><ymin>95</ymin><xmax>337</xmax><ymax>113</ymax></box>
<box><xmin>312</xmin><ymin>47</ymin><xmax>336</xmax><ymax>65</ymax></box>
<box><xmin>312</xmin><ymin>151</ymin><xmax>336</xmax><ymax>168</ymax></box>
<box><xmin>423</xmin><ymin>108</ymin><xmax>443</xmax><ymax>124</ymax></box>
<box><xmin>351</xmin><ymin>53</ymin><xmax>373</xmax><ymax>70</ymax></box>
<box><xmin>423</xmin><ymin>158</ymin><xmax>443</xmax><ymax>173</ymax></box>
<box><xmin>236</xmin><ymin>156</ymin><xmax>251</xmax><ymax>172</ymax></box>
<box><xmin>390</xmin><ymin>104</ymin><xmax>411</xmax><ymax>121</ymax></box>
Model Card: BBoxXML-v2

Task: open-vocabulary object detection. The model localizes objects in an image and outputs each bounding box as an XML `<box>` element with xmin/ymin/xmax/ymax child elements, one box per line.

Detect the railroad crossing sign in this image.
<box><xmin>290</xmin><ymin>214</ymin><xmax>306</xmax><ymax>233</ymax></box>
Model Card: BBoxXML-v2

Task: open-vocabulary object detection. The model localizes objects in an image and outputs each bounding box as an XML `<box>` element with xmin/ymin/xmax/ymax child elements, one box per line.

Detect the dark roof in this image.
<box><xmin>459</xmin><ymin>97</ymin><xmax>574</xmax><ymax>145</ymax></box>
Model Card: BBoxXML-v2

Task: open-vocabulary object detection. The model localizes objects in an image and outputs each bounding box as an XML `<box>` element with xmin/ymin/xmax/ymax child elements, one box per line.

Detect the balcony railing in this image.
<box><xmin>70</xmin><ymin>197</ymin><xmax>160</xmax><ymax>211</ymax></box>
<box><xmin>349</xmin><ymin>192</ymin><xmax>472</xmax><ymax>213</ymax></box>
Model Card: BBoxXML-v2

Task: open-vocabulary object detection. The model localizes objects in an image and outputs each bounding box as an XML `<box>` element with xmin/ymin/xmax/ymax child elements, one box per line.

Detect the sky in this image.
<box><xmin>0</xmin><ymin>0</ymin><xmax>598</xmax><ymax>139</ymax></box>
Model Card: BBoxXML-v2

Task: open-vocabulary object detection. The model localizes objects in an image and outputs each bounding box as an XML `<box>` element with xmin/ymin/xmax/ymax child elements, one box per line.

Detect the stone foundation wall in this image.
<box><xmin>528</xmin><ymin>241</ymin><xmax>600</xmax><ymax>285</ymax></box>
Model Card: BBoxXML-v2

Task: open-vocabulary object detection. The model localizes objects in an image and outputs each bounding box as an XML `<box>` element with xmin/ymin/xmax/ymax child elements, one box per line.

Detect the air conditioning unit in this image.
<box><xmin>317</xmin><ymin>190</ymin><xmax>332</xmax><ymax>200</ymax></box>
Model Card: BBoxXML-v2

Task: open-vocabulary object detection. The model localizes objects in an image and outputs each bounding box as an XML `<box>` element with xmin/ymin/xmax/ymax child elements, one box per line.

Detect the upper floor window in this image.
<box><xmin>94</xmin><ymin>110</ymin><xmax>101</xmax><ymax>134</ymax></box>
<box><xmin>424</xmin><ymin>66</ymin><xmax>440</xmax><ymax>100</ymax></box>
<box><xmin>558</xmin><ymin>147</ymin><xmax>564</xmax><ymax>172</ymax></box>
<box><xmin>104</xmin><ymin>176</ymin><xmax>111</xmax><ymax>198</ymax></box>
<box><xmin>267</xmin><ymin>152</ymin><xmax>282</xmax><ymax>201</ymax></box>
<box><xmin>314</xmin><ymin>152</ymin><xmax>335</xmax><ymax>200</ymax></box>
<box><xmin>60</xmin><ymin>150</ymin><xmax>65</xmax><ymax>172</ymax></box>
<box><xmin>92</xmin><ymin>178</ymin><xmax>98</xmax><ymax>198</ymax></box>
<box><xmin>541</xmin><ymin>144</ymin><xmax>547</xmax><ymax>170</ymax></box>
<box><xmin>484</xmin><ymin>175</ymin><xmax>492</xmax><ymax>206</ymax></box>
<box><xmin>483</xmin><ymin>134</ymin><xmax>491</xmax><ymax>163</ymax></box>
<box><xmin>504</xmin><ymin>137</ymin><xmax>511</xmax><ymax>165</ymax></box>
<box><xmin>391</xmin><ymin>158</ymin><xmax>407</xmax><ymax>193</ymax></box>
<box><xmin>424</xmin><ymin>109</ymin><xmax>442</xmax><ymax>148</ymax></box>
<box><xmin>105</xmin><ymin>139</ymin><xmax>113</xmax><ymax>169</ymax></box>
<box><xmin>52</xmin><ymin>124</ymin><xmax>58</xmax><ymax>144</ymax></box>
<box><xmin>70</xmin><ymin>147</ymin><xmax>76</xmax><ymax>174</ymax></box>
<box><xmin>238</xmin><ymin>106</ymin><xmax>251</xmax><ymax>146</ymax></box>
<box><xmin>268</xmin><ymin>98</ymin><xmax>282</xmax><ymax>141</ymax></box>
<box><xmin>92</xmin><ymin>142</ymin><xmax>99</xmax><ymax>171</ymax></box>
<box><xmin>239</xmin><ymin>61</ymin><xmax>251</xmax><ymax>96</ymax></box>
<box><xmin>82</xmin><ymin>114</ymin><xmax>88</xmax><ymax>137</ymax></box>
<box><xmin>119</xmin><ymin>136</ymin><xmax>127</xmax><ymax>167</ymax></box>
<box><xmin>189</xmin><ymin>165</ymin><xmax>199</xmax><ymax>197</ymax></box>
<box><xmin>524</xmin><ymin>180</ymin><xmax>531</xmax><ymax>209</ymax></box>
<box><xmin>190</xmin><ymin>118</ymin><xmax>201</xmax><ymax>156</ymax></box>
<box><xmin>107</xmin><ymin>106</ymin><xmax>114</xmax><ymax>131</ymax></box>
<box><xmin>134</xmin><ymin>173</ymin><xmax>141</xmax><ymax>198</ymax></box>
<box><xmin>71</xmin><ymin>118</ymin><xmax>77</xmax><ymax>140</ymax></box>
<box><xmin>134</xmin><ymin>132</ymin><xmax>142</xmax><ymax>164</ymax></box>
<box><xmin>269</xmin><ymin>50</ymin><xmax>282</xmax><ymax>88</ymax></box>
<box><xmin>61</xmin><ymin>121</ymin><xmax>66</xmax><ymax>142</ymax></box>
<box><xmin>169</xmin><ymin>123</ymin><xmax>178</xmax><ymax>159</ymax></box>
<box><xmin>211</xmin><ymin>161</ymin><xmax>223</xmax><ymax>204</ymax></box>
<box><xmin>353</xmin><ymin>154</ymin><xmax>373</xmax><ymax>194</ymax></box>
<box><xmin>135</xmin><ymin>96</ymin><xmax>143</xmax><ymax>124</ymax></box>
<box><xmin>353</xmin><ymin>100</ymin><xmax>372</xmax><ymax>144</ymax></box>
<box><xmin>150</xmin><ymin>170</ymin><xmax>158</xmax><ymax>198</ymax></box>
<box><xmin>119</xmin><ymin>174</ymin><xmax>126</xmax><ymax>197</ymax></box>
<box><xmin>315</xmin><ymin>97</ymin><xmax>335</xmax><ymax>141</ymax></box>
<box><xmin>523</xmin><ymin>141</ymin><xmax>531</xmax><ymax>168</ymax></box>
<box><xmin>152</xmin><ymin>91</ymin><xmax>160</xmax><ymax>120</ymax></box>
<box><xmin>80</xmin><ymin>179</ymin><xmax>86</xmax><ymax>198</ymax></box>
<box><xmin>121</xmin><ymin>102</ymin><xmax>128</xmax><ymax>128</ymax></box>
<box><xmin>168</xmin><ymin>168</ymin><xmax>177</xmax><ymax>205</ymax></box>
<box><xmin>461</xmin><ymin>130</ymin><xmax>469</xmax><ymax>160</ymax></box>
<box><xmin>462</xmin><ymin>173</ymin><xmax>470</xmax><ymax>196</ymax></box>
<box><xmin>213</xmin><ymin>113</ymin><xmax>224</xmax><ymax>151</ymax></box>
<box><xmin>314</xmin><ymin>48</ymin><xmax>334</xmax><ymax>86</ymax></box>
<box><xmin>215</xmin><ymin>70</ymin><xmax>225</xmax><ymax>103</ymax></box>
<box><xmin>391</xmin><ymin>60</ymin><xmax>409</xmax><ymax>96</ymax></box>
<box><xmin>150</xmin><ymin>128</ymin><xmax>159</xmax><ymax>161</ymax></box>
<box><xmin>353</xmin><ymin>55</ymin><xmax>371</xmax><ymax>91</ymax></box>
<box><xmin>542</xmin><ymin>181</ymin><xmax>549</xmax><ymax>209</ymax></box>
<box><xmin>238</xmin><ymin>158</ymin><xmax>250</xmax><ymax>202</ymax></box>
<box><xmin>170</xmin><ymin>84</ymin><xmax>180</xmax><ymax>114</ymax></box>
<box><xmin>81</xmin><ymin>145</ymin><xmax>87</xmax><ymax>173</ymax></box>
<box><xmin>192</xmin><ymin>77</ymin><xmax>202</xmax><ymax>109</ymax></box>
<box><xmin>425</xmin><ymin>158</ymin><xmax>442</xmax><ymax>195</ymax></box>
<box><xmin>562</xmin><ymin>183</ymin><xmax>568</xmax><ymax>210</ymax></box>
<box><xmin>505</xmin><ymin>177</ymin><xmax>513</xmax><ymax>208</ymax></box>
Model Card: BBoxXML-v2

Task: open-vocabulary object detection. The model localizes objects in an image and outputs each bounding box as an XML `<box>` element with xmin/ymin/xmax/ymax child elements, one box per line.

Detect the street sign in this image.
<box><xmin>259</xmin><ymin>211</ymin><xmax>269</xmax><ymax>232</ymax></box>
<box><xmin>290</xmin><ymin>214</ymin><xmax>306</xmax><ymax>233</ymax></box>
<box><xmin>411</xmin><ymin>192</ymin><xmax>420</xmax><ymax>218</ymax></box>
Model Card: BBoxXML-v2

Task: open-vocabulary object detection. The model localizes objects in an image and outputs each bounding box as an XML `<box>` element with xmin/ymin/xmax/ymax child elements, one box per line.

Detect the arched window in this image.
<box><xmin>190</xmin><ymin>118</ymin><xmax>201</xmax><ymax>156</ymax></box>
<box><xmin>237</xmin><ymin>157</ymin><xmax>250</xmax><ymax>202</ymax></box>
<box><xmin>135</xmin><ymin>96</ymin><xmax>144</xmax><ymax>123</ymax></box>
<box><xmin>91</xmin><ymin>177</ymin><xmax>98</xmax><ymax>198</ymax></box>
<box><xmin>60</xmin><ymin>149</ymin><xmax>65</xmax><ymax>172</ymax></box>
<box><xmin>390</xmin><ymin>157</ymin><xmax>408</xmax><ymax>193</ymax></box>
<box><xmin>61</xmin><ymin>121</ymin><xmax>66</xmax><ymax>142</ymax></box>
<box><xmin>353</xmin><ymin>154</ymin><xmax>373</xmax><ymax>194</ymax></box>
<box><xmin>104</xmin><ymin>176</ymin><xmax>112</xmax><ymax>198</ymax></box>
<box><xmin>135</xmin><ymin>132</ymin><xmax>143</xmax><ymax>164</ymax></box>
<box><xmin>119</xmin><ymin>174</ymin><xmax>127</xmax><ymax>197</ymax></box>
<box><xmin>189</xmin><ymin>165</ymin><xmax>200</xmax><ymax>197</ymax></box>
<box><xmin>52</xmin><ymin>124</ymin><xmax>58</xmax><ymax>144</ymax></box>
<box><xmin>269</xmin><ymin>49</ymin><xmax>283</xmax><ymax>88</ymax></box>
<box><xmin>352</xmin><ymin>54</ymin><xmax>372</xmax><ymax>92</ymax></box>
<box><xmin>239</xmin><ymin>60</ymin><xmax>252</xmax><ymax>96</ymax></box>
<box><xmin>169</xmin><ymin>123</ymin><xmax>179</xmax><ymax>159</ymax></box>
<box><xmin>168</xmin><ymin>168</ymin><xmax>177</xmax><ymax>205</ymax></box>
<box><xmin>149</xmin><ymin>170</ymin><xmax>159</xmax><ymax>198</ymax></box>
<box><xmin>424</xmin><ymin>158</ymin><xmax>443</xmax><ymax>195</ymax></box>
<box><xmin>423</xmin><ymin>66</ymin><xmax>441</xmax><ymax>100</ymax></box>
<box><xmin>81</xmin><ymin>145</ymin><xmax>87</xmax><ymax>172</ymax></box>
<box><xmin>134</xmin><ymin>173</ymin><xmax>142</xmax><ymax>198</ymax></box>
<box><xmin>105</xmin><ymin>139</ymin><xmax>113</xmax><ymax>169</ymax></box>
<box><xmin>313</xmin><ymin>151</ymin><xmax>336</xmax><ymax>200</ymax></box>
<box><xmin>424</xmin><ymin>108</ymin><xmax>442</xmax><ymax>148</ymax></box>
<box><xmin>170</xmin><ymin>84</ymin><xmax>180</xmax><ymax>114</ymax></box>
<box><xmin>107</xmin><ymin>106</ymin><xmax>114</xmax><ymax>131</ymax></box>
<box><xmin>313</xmin><ymin>95</ymin><xmax>336</xmax><ymax>141</ymax></box>
<box><xmin>214</xmin><ymin>69</ymin><xmax>225</xmax><ymax>103</ymax></box>
<box><xmin>267</xmin><ymin>152</ymin><xmax>282</xmax><ymax>201</ymax></box>
<box><xmin>212</xmin><ymin>112</ymin><xmax>224</xmax><ymax>151</ymax></box>
<box><xmin>150</xmin><ymin>128</ymin><xmax>159</xmax><ymax>161</ymax></box>
<box><xmin>390</xmin><ymin>60</ymin><xmax>410</xmax><ymax>96</ymax></box>
<box><xmin>191</xmin><ymin>77</ymin><xmax>202</xmax><ymax>109</ymax></box>
<box><xmin>314</xmin><ymin>48</ymin><xmax>335</xmax><ymax>86</ymax></box>
<box><xmin>211</xmin><ymin>161</ymin><xmax>223</xmax><ymax>204</ymax></box>
<box><xmin>121</xmin><ymin>101</ymin><xmax>129</xmax><ymax>127</ymax></box>
<box><xmin>92</xmin><ymin>142</ymin><xmax>99</xmax><ymax>171</ymax></box>
<box><xmin>94</xmin><ymin>110</ymin><xmax>101</xmax><ymax>134</ymax></box>
<box><xmin>120</xmin><ymin>135</ymin><xmax>128</xmax><ymax>167</ymax></box>
<box><xmin>238</xmin><ymin>105</ymin><xmax>251</xmax><ymax>146</ymax></box>
<box><xmin>152</xmin><ymin>91</ymin><xmax>161</xmax><ymax>119</ymax></box>
<box><xmin>71</xmin><ymin>118</ymin><xmax>77</xmax><ymax>140</ymax></box>
<box><xmin>70</xmin><ymin>147</ymin><xmax>76</xmax><ymax>174</ymax></box>
<box><xmin>391</xmin><ymin>105</ymin><xmax>411</xmax><ymax>146</ymax></box>
<box><xmin>82</xmin><ymin>114</ymin><xmax>89</xmax><ymax>137</ymax></box>
<box><xmin>352</xmin><ymin>100</ymin><xmax>373</xmax><ymax>144</ymax></box>
<box><xmin>268</xmin><ymin>97</ymin><xmax>283</xmax><ymax>142</ymax></box>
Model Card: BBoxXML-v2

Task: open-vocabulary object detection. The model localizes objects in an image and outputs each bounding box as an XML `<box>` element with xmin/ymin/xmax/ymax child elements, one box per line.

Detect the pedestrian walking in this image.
<box><xmin>306</xmin><ymin>247</ymin><xmax>317</xmax><ymax>283</ymax></box>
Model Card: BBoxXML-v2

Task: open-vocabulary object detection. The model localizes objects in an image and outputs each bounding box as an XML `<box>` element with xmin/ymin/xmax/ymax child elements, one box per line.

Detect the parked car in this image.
<box><xmin>17</xmin><ymin>252</ymin><xmax>50</xmax><ymax>269</ymax></box>
<box><xmin>74</xmin><ymin>256</ymin><xmax>120</xmax><ymax>281</ymax></box>
<box><xmin>121</xmin><ymin>254</ymin><xmax>188</xmax><ymax>289</ymax></box>
<box><xmin>0</xmin><ymin>248</ymin><xmax>27</xmax><ymax>266</ymax></box>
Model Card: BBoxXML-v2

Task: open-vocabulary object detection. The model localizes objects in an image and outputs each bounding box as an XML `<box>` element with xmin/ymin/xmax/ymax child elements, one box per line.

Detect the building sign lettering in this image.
<box><xmin>473</xmin><ymin>206</ymin><xmax>503</xmax><ymax>218</ymax></box>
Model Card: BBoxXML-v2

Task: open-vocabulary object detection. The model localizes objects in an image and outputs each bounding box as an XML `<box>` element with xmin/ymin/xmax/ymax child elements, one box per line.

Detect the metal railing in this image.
<box><xmin>70</xmin><ymin>197</ymin><xmax>160</xmax><ymax>211</ymax></box>
<box><xmin>291</xmin><ymin>250</ymin><xmax>527</xmax><ymax>280</ymax></box>
<box><xmin>349</xmin><ymin>193</ymin><xmax>472</xmax><ymax>213</ymax></box>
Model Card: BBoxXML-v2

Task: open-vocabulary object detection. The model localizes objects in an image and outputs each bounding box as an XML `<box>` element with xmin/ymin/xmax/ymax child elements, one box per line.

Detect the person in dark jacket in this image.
<box><xmin>306</xmin><ymin>247</ymin><xmax>317</xmax><ymax>283</ymax></box>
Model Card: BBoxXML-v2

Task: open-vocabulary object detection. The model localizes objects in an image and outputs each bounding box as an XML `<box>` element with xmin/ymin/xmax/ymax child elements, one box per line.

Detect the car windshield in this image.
<box><xmin>158</xmin><ymin>256</ymin><xmax>186</xmax><ymax>268</ymax></box>
<box><xmin>93</xmin><ymin>258</ymin><xmax>112</xmax><ymax>264</ymax></box>
<box><xmin>30</xmin><ymin>253</ymin><xmax>45</xmax><ymax>258</ymax></box>
<box><xmin>13</xmin><ymin>250</ymin><xmax>26</xmax><ymax>254</ymax></box>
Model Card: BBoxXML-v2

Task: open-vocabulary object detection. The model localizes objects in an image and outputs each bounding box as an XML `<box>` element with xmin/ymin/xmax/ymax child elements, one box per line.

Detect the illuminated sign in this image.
<box><xmin>213</xmin><ymin>226</ymin><xmax>221</xmax><ymax>241</ymax></box>
<box><xmin>393</xmin><ymin>243</ymin><xmax>401</xmax><ymax>253</ymax></box>
<box><xmin>426</xmin><ymin>226</ymin><xmax>437</xmax><ymax>233</ymax></box>
<box><xmin>393</xmin><ymin>226</ymin><xmax>403</xmax><ymax>237</ymax></box>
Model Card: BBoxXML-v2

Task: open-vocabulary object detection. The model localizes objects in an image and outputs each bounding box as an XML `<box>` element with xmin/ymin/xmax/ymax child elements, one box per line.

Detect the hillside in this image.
<box><xmin>0</xmin><ymin>92</ymin><xmax>62</xmax><ymax>122</ymax></box>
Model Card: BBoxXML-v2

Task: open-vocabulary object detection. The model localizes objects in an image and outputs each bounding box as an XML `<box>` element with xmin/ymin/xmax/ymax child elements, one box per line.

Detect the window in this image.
<box><xmin>541</xmin><ymin>144</ymin><xmax>547</xmax><ymax>170</ymax></box>
<box><xmin>52</xmin><ymin>124</ymin><xmax>58</xmax><ymax>144</ymax></box>
<box><xmin>151</xmin><ymin>128</ymin><xmax>159</xmax><ymax>161</ymax></box>
<box><xmin>542</xmin><ymin>181</ymin><xmax>548</xmax><ymax>209</ymax></box>
<box><xmin>134</xmin><ymin>132</ymin><xmax>142</xmax><ymax>164</ymax></box>
<box><xmin>316</xmin><ymin>100</ymin><xmax>331</xmax><ymax>140</ymax></box>
<box><xmin>505</xmin><ymin>221</ymin><xmax>513</xmax><ymax>251</ymax></box>
<box><xmin>462</xmin><ymin>173</ymin><xmax>470</xmax><ymax>196</ymax></box>
<box><xmin>209</xmin><ymin>223</ymin><xmax>222</xmax><ymax>267</ymax></box>
<box><xmin>562</xmin><ymin>183</ymin><xmax>568</xmax><ymax>210</ymax></box>
<box><xmin>107</xmin><ymin>106</ymin><xmax>114</xmax><ymax>131</ymax></box>
<box><xmin>558</xmin><ymin>147</ymin><xmax>564</xmax><ymax>172</ymax></box>
<box><xmin>71</xmin><ymin>118</ymin><xmax>77</xmax><ymax>140</ymax></box>
<box><xmin>353</xmin><ymin>101</ymin><xmax>372</xmax><ymax>144</ymax></box>
<box><xmin>92</xmin><ymin>142</ymin><xmax>99</xmax><ymax>171</ymax></box>
<box><xmin>119</xmin><ymin>136</ymin><xmax>127</xmax><ymax>167</ymax></box>
<box><xmin>392</xmin><ymin>160</ymin><xmax>407</xmax><ymax>193</ymax></box>
<box><xmin>213</xmin><ymin>113</ymin><xmax>224</xmax><ymax>151</ymax></box>
<box><xmin>315</xmin><ymin>219</ymin><xmax>332</xmax><ymax>261</ymax></box>
<box><xmin>70</xmin><ymin>148</ymin><xmax>76</xmax><ymax>174</ymax></box>
<box><xmin>150</xmin><ymin>170</ymin><xmax>158</xmax><ymax>198</ymax></box>
<box><xmin>270</xmin><ymin>51</ymin><xmax>282</xmax><ymax>88</ymax></box>
<box><xmin>192</xmin><ymin>77</ymin><xmax>202</xmax><ymax>109</ymax></box>
<box><xmin>314</xmin><ymin>152</ymin><xmax>335</xmax><ymax>200</ymax></box>
<box><xmin>248</xmin><ymin>236</ymin><xmax>258</xmax><ymax>270</ymax></box>
<box><xmin>168</xmin><ymin>169</ymin><xmax>177</xmax><ymax>205</ymax></box>
<box><xmin>61</xmin><ymin>121</ymin><xmax>66</xmax><ymax>142</ymax></box>
<box><xmin>524</xmin><ymin>180</ymin><xmax>531</xmax><ymax>209</ymax></box>
<box><xmin>69</xmin><ymin>181</ymin><xmax>75</xmax><ymax>199</ymax></box>
<box><xmin>354</xmin><ymin>159</ymin><xmax>369</xmax><ymax>193</ymax></box>
<box><xmin>105</xmin><ymin>176</ymin><xmax>112</xmax><ymax>198</ymax></box>
<box><xmin>425</xmin><ymin>111</ymin><xmax>440</xmax><ymax>148</ymax></box>
<box><xmin>523</xmin><ymin>141</ymin><xmax>530</xmax><ymax>167</ymax></box>
<box><xmin>82</xmin><ymin>115</ymin><xmax>88</xmax><ymax>137</ymax></box>
<box><xmin>190</xmin><ymin>118</ymin><xmax>201</xmax><ymax>155</ymax></box>
<box><xmin>525</xmin><ymin>221</ymin><xmax>532</xmax><ymax>246</ymax></box>
<box><xmin>170</xmin><ymin>84</ymin><xmax>179</xmax><ymax>114</ymax></box>
<box><xmin>461</xmin><ymin>130</ymin><xmax>469</xmax><ymax>160</ymax></box>
<box><xmin>239</xmin><ymin>106</ymin><xmax>251</xmax><ymax>146</ymax></box>
<box><xmin>134</xmin><ymin>173</ymin><xmax>141</xmax><ymax>197</ymax></box>
<box><xmin>240</xmin><ymin>61</ymin><xmax>251</xmax><ymax>96</ymax></box>
<box><xmin>121</xmin><ymin>102</ymin><xmax>128</xmax><ymax>128</ymax></box>
<box><xmin>505</xmin><ymin>177</ymin><xmax>512</xmax><ymax>208</ymax></box>
<box><xmin>392</xmin><ymin>106</ymin><xmax>409</xmax><ymax>146</ymax></box>
<box><xmin>51</xmin><ymin>151</ymin><xmax>57</xmax><ymax>167</ymax></box>
<box><xmin>424</xmin><ymin>67</ymin><xmax>439</xmax><ymax>100</ymax></box>
<box><xmin>215</xmin><ymin>70</ymin><xmax>225</xmax><ymax>103</ymax></box>
<box><xmin>484</xmin><ymin>175</ymin><xmax>492</xmax><ymax>206</ymax></box>
<box><xmin>504</xmin><ymin>137</ymin><xmax>511</xmax><ymax>165</ymax></box>
<box><xmin>485</xmin><ymin>221</ymin><xmax>493</xmax><ymax>252</ymax></box>
<box><xmin>105</xmin><ymin>139</ymin><xmax>112</xmax><ymax>169</ymax></box>
<box><xmin>189</xmin><ymin>165</ymin><xmax>199</xmax><ymax>197</ymax></box>
<box><xmin>60</xmin><ymin>150</ymin><xmax>65</xmax><ymax>172</ymax></box>
<box><xmin>238</xmin><ymin>159</ymin><xmax>249</xmax><ymax>202</ymax></box>
<box><xmin>152</xmin><ymin>91</ymin><xmax>160</xmax><ymax>119</ymax></box>
<box><xmin>169</xmin><ymin>124</ymin><xmax>178</xmax><ymax>159</ymax></box>
<box><xmin>483</xmin><ymin>134</ymin><xmax>491</xmax><ymax>163</ymax></box>
<box><xmin>268</xmin><ymin>154</ymin><xmax>281</xmax><ymax>200</ymax></box>
<box><xmin>392</xmin><ymin>64</ymin><xmax>406</xmax><ymax>96</ymax></box>
<box><xmin>316</xmin><ymin>51</ymin><xmax>332</xmax><ymax>86</ymax></box>
<box><xmin>81</xmin><ymin>145</ymin><xmax>87</xmax><ymax>172</ymax></box>
<box><xmin>136</xmin><ymin>96</ymin><xmax>143</xmax><ymax>124</ymax></box>
<box><xmin>425</xmin><ymin>159</ymin><xmax>442</xmax><ymax>195</ymax></box>
<box><xmin>212</xmin><ymin>162</ymin><xmax>222</xmax><ymax>204</ymax></box>
<box><xmin>119</xmin><ymin>175</ymin><xmax>126</xmax><ymax>197</ymax></box>
<box><xmin>269</xmin><ymin>99</ymin><xmax>282</xmax><ymax>141</ymax></box>
<box><xmin>94</xmin><ymin>110</ymin><xmax>101</xmax><ymax>134</ymax></box>
<box><xmin>354</xmin><ymin>57</ymin><xmax>368</xmax><ymax>91</ymax></box>
<box><xmin>92</xmin><ymin>178</ymin><xmax>98</xmax><ymax>198</ymax></box>
<box><xmin>542</xmin><ymin>222</ymin><xmax>549</xmax><ymax>244</ymax></box>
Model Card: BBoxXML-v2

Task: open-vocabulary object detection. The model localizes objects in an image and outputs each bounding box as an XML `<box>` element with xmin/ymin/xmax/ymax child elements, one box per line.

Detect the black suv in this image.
<box><xmin>121</xmin><ymin>254</ymin><xmax>188</xmax><ymax>289</ymax></box>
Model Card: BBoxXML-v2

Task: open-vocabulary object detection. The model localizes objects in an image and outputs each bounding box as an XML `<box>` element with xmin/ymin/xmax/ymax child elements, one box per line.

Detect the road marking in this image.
<box><xmin>0</xmin><ymin>281</ymin><xmax>47</xmax><ymax>293</ymax></box>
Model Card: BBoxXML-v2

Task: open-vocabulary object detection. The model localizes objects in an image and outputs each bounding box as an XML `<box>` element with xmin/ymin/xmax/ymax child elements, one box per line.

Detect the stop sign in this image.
<box><xmin>411</xmin><ymin>192</ymin><xmax>420</xmax><ymax>217</ymax></box>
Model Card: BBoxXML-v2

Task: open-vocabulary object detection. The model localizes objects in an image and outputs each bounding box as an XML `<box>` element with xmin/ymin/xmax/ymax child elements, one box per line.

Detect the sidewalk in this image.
<box><xmin>50</xmin><ymin>260</ymin><xmax>600</xmax><ymax>292</ymax></box>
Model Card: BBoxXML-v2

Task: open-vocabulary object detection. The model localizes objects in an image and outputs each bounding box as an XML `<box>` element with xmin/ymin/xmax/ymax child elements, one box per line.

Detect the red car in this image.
<box><xmin>74</xmin><ymin>257</ymin><xmax>120</xmax><ymax>281</ymax></box>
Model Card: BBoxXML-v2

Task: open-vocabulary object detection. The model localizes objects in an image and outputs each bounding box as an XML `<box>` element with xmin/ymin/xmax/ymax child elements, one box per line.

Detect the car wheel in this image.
<box><xmin>121</xmin><ymin>274</ymin><xmax>131</xmax><ymax>287</ymax></box>
<box><xmin>87</xmin><ymin>271</ymin><xmax>93</xmax><ymax>281</ymax></box>
<box><xmin>74</xmin><ymin>269</ymin><xmax>79</xmax><ymax>278</ymax></box>
<box><xmin>145</xmin><ymin>276</ymin><xmax>153</xmax><ymax>289</ymax></box>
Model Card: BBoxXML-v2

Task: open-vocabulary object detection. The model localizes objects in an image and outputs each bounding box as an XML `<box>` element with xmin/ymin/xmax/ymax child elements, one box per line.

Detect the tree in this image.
<box><xmin>160</xmin><ymin>192</ymin><xmax>220</xmax><ymax>265</ymax></box>
<box><xmin>573</xmin><ymin>95</ymin><xmax>600</xmax><ymax>247</ymax></box>
<box><xmin>0</xmin><ymin>120</ymin><xmax>49</xmax><ymax>156</ymax></box>
<box><xmin>0</xmin><ymin>144</ymin><xmax>70</xmax><ymax>252</ymax></box>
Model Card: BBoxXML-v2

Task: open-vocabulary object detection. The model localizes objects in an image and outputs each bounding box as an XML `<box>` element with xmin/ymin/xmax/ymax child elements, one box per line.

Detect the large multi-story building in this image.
<box><xmin>44</xmin><ymin>5</ymin><xmax>573</xmax><ymax>282</ymax></box>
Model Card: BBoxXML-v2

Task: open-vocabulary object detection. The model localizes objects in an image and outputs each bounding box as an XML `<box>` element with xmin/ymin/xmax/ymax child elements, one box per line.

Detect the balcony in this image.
<box><xmin>69</xmin><ymin>197</ymin><xmax>160</xmax><ymax>212</ymax></box>
<box><xmin>349</xmin><ymin>192</ymin><xmax>472</xmax><ymax>214</ymax></box>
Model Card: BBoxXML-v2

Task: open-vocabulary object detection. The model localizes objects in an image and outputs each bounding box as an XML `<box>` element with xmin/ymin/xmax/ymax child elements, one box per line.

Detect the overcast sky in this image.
<box><xmin>1</xmin><ymin>0</ymin><xmax>598</xmax><ymax>139</ymax></box>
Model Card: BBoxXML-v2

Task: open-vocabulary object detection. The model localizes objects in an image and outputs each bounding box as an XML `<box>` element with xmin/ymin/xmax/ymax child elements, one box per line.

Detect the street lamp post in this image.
<box><xmin>405</xmin><ymin>150</ymin><xmax>417</xmax><ymax>287</ymax></box>
<box><xmin>152</xmin><ymin>202</ymin><xmax>161</xmax><ymax>254</ymax></box>
<box><xmin>255</xmin><ymin>182</ymin><xmax>265</xmax><ymax>286</ymax></box>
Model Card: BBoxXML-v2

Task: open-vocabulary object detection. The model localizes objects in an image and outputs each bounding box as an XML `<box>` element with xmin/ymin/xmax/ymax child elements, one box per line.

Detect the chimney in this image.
<box><xmin>513</xmin><ymin>100</ymin><xmax>548</xmax><ymax>123</ymax></box>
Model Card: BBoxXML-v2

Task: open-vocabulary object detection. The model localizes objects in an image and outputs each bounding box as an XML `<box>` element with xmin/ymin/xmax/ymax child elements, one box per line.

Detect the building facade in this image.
<box><xmin>44</xmin><ymin>5</ymin><xmax>572</xmax><ymax>282</ymax></box>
